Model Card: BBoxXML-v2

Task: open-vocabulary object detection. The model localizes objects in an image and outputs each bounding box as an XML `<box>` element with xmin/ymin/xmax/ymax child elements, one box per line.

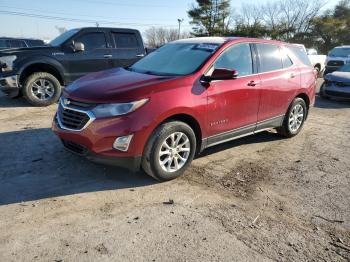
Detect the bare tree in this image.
<box><xmin>144</xmin><ymin>27</ymin><xmax>190</xmax><ymax>48</ymax></box>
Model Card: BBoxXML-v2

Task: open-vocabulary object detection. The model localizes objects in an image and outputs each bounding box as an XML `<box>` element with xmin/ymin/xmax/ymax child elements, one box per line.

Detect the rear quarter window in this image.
<box><xmin>288</xmin><ymin>46</ymin><xmax>312</xmax><ymax>66</ymax></box>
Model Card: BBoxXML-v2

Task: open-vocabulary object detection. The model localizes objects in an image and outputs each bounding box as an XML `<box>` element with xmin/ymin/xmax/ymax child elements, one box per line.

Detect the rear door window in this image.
<box><xmin>213</xmin><ymin>43</ymin><xmax>253</xmax><ymax>77</ymax></box>
<box><xmin>256</xmin><ymin>43</ymin><xmax>283</xmax><ymax>73</ymax></box>
<box><xmin>8</xmin><ymin>40</ymin><xmax>27</xmax><ymax>48</ymax></box>
<box><xmin>112</xmin><ymin>33</ymin><xmax>139</xmax><ymax>49</ymax></box>
<box><xmin>75</xmin><ymin>32</ymin><xmax>107</xmax><ymax>51</ymax></box>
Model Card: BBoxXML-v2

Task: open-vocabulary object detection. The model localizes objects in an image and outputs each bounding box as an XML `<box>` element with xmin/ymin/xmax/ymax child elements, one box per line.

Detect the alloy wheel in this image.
<box><xmin>158</xmin><ymin>132</ymin><xmax>191</xmax><ymax>173</ymax></box>
<box><xmin>31</xmin><ymin>79</ymin><xmax>55</xmax><ymax>100</ymax></box>
<box><xmin>289</xmin><ymin>104</ymin><xmax>304</xmax><ymax>132</ymax></box>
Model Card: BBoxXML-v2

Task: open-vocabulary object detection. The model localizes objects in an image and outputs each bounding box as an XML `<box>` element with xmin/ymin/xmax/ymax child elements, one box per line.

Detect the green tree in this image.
<box><xmin>309</xmin><ymin>0</ymin><xmax>350</xmax><ymax>53</ymax></box>
<box><xmin>188</xmin><ymin>0</ymin><xmax>231</xmax><ymax>36</ymax></box>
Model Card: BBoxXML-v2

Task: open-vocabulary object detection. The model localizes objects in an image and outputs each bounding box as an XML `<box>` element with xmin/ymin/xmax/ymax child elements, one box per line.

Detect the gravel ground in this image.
<box><xmin>0</xmin><ymin>80</ymin><xmax>349</xmax><ymax>262</ymax></box>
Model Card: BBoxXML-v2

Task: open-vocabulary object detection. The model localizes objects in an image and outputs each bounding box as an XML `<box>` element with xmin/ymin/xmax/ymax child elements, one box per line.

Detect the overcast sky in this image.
<box><xmin>0</xmin><ymin>0</ymin><xmax>341</xmax><ymax>40</ymax></box>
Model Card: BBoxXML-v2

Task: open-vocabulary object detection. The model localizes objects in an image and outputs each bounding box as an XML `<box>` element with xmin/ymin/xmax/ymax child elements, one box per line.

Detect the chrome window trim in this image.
<box><xmin>56</xmin><ymin>98</ymin><xmax>96</xmax><ymax>132</ymax></box>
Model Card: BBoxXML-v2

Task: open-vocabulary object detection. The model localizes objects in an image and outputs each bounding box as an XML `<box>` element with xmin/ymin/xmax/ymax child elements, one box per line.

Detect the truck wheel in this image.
<box><xmin>142</xmin><ymin>121</ymin><xmax>196</xmax><ymax>181</ymax></box>
<box><xmin>23</xmin><ymin>72</ymin><xmax>61</xmax><ymax>106</ymax></box>
<box><xmin>277</xmin><ymin>98</ymin><xmax>307</xmax><ymax>138</ymax></box>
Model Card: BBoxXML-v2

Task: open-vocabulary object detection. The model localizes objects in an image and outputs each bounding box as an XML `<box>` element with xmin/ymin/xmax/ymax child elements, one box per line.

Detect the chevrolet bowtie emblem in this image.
<box><xmin>63</xmin><ymin>99</ymin><xmax>70</xmax><ymax>105</ymax></box>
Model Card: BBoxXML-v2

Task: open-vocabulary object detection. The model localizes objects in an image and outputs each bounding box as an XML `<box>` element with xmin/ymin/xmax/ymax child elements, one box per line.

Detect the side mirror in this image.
<box><xmin>201</xmin><ymin>68</ymin><xmax>238</xmax><ymax>85</ymax></box>
<box><xmin>73</xmin><ymin>42</ymin><xmax>85</xmax><ymax>52</ymax></box>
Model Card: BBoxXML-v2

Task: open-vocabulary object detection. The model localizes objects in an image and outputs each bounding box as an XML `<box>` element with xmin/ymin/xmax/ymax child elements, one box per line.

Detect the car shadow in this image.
<box><xmin>0</xmin><ymin>128</ymin><xmax>156</xmax><ymax>206</ymax></box>
<box><xmin>197</xmin><ymin>130</ymin><xmax>283</xmax><ymax>158</ymax></box>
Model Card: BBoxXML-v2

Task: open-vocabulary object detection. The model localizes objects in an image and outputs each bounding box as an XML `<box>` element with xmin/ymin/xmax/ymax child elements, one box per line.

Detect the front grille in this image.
<box><xmin>327</xmin><ymin>60</ymin><xmax>345</xmax><ymax>67</ymax></box>
<box><xmin>326</xmin><ymin>80</ymin><xmax>350</xmax><ymax>87</ymax></box>
<box><xmin>57</xmin><ymin>99</ymin><xmax>94</xmax><ymax>131</ymax></box>
<box><xmin>62</xmin><ymin>140</ymin><xmax>86</xmax><ymax>155</ymax></box>
<box><xmin>68</xmin><ymin>99</ymin><xmax>96</xmax><ymax>109</ymax></box>
<box><xmin>326</xmin><ymin>90</ymin><xmax>350</xmax><ymax>98</ymax></box>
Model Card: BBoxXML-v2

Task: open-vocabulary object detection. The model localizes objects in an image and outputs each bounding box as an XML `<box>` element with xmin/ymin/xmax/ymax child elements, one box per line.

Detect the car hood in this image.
<box><xmin>0</xmin><ymin>46</ymin><xmax>57</xmax><ymax>56</ymax></box>
<box><xmin>64</xmin><ymin>68</ymin><xmax>180</xmax><ymax>103</ymax></box>
<box><xmin>325</xmin><ymin>71</ymin><xmax>350</xmax><ymax>82</ymax></box>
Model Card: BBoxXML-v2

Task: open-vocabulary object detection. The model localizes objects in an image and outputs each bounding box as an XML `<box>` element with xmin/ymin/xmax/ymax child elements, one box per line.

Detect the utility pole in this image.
<box><xmin>177</xmin><ymin>18</ymin><xmax>184</xmax><ymax>39</ymax></box>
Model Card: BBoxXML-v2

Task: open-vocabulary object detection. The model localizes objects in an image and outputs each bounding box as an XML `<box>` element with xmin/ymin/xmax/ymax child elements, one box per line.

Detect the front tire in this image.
<box><xmin>319</xmin><ymin>82</ymin><xmax>329</xmax><ymax>99</ymax></box>
<box><xmin>142</xmin><ymin>121</ymin><xmax>197</xmax><ymax>181</ymax></box>
<box><xmin>277</xmin><ymin>98</ymin><xmax>307</xmax><ymax>138</ymax></box>
<box><xmin>23</xmin><ymin>72</ymin><xmax>62</xmax><ymax>106</ymax></box>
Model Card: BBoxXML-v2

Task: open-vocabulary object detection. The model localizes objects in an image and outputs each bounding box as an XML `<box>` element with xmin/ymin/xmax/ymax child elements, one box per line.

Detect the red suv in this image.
<box><xmin>52</xmin><ymin>37</ymin><xmax>316</xmax><ymax>181</ymax></box>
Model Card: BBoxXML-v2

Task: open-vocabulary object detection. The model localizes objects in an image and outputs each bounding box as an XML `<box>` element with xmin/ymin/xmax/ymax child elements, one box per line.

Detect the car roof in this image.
<box><xmin>172</xmin><ymin>37</ymin><xmax>288</xmax><ymax>46</ymax></box>
<box><xmin>334</xmin><ymin>46</ymin><xmax>350</xmax><ymax>48</ymax></box>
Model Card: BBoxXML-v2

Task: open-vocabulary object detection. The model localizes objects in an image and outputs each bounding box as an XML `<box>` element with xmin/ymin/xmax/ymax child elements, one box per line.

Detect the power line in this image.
<box><xmin>0</xmin><ymin>5</ymin><xmax>178</xmax><ymax>22</ymax></box>
<box><xmin>69</xmin><ymin>0</ymin><xmax>181</xmax><ymax>8</ymax></box>
<box><xmin>0</xmin><ymin>10</ymin><xmax>191</xmax><ymax>27</ymax></box>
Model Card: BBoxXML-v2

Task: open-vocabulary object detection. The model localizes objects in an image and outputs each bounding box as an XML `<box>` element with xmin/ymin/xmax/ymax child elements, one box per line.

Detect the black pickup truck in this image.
<box><xmin>0</xmin><ymin>27</ymin><xmax>146</xmax><ymax>106</ymax></box>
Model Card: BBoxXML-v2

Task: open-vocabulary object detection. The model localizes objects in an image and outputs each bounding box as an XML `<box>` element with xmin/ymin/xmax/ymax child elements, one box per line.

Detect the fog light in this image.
<box><xmin>113</xmin><ymin>134</ymin><xmax>133</xmax><ymax>152</ymax></box>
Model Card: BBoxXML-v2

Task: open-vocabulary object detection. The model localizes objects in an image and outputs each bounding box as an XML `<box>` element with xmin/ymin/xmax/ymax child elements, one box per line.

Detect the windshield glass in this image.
<box><xmin>329</xmin><ymin>47</ymin><xmax>350</xmax><ymax>57</ymax></box>
<box><xmin>339</xmin><ymin>63</ymin><xmax>350</xmax><ymax>72</ymax></box>
<box><xmin>129</xmin><ymin>43</ymin><xmax>220</xmax><ymax>76</ymax></box>
<box><xmin>49</xmin><ymin>29</ymin><xmax>79</xmax><ymax>46</ymax></box>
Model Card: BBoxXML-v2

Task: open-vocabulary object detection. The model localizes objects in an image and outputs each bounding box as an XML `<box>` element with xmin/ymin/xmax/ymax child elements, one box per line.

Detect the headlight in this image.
<box><xmin>92</xmin><ymin>98</ymin><xmax>149</xmax><ymax>118</ymax></box>
<box><xmin>0</xmin><ymin>55</ymin><xmax>17</xmax><ymax>72</ymax></box>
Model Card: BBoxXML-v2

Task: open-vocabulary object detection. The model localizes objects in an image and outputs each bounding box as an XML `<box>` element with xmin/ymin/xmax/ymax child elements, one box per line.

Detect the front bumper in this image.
<box><xmin>61</xmin><ymin>139</ymin><xmax>141</xmax><ymax>172</ymax></box>
<box><xmin>323</xmin><ymin>83</ymin><xmax>350</xmax><ymax>99</ymax></box>
<box><xmin>0</xmin><ymin>74</ymin><xmax>20</xmax><ymax>97</ymax></box>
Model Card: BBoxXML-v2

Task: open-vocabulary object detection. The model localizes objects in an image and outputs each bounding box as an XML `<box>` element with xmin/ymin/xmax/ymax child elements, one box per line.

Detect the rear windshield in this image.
<box><xmin>129</xmin><ymin>43</ymin><xmax>219</xmax><ymax>76</ymax></box>
<box><xmin>329</xmin><ymin>47</ymin><xmax>350</xmax><ymax>57</ymax></box>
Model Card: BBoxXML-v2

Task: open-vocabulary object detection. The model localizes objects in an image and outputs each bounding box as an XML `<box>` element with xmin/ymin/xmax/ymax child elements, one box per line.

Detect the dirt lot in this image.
<box><xmin>0</xmin><ymin>80</ymin><xmax>349</xmax><ymax>262</ymax></box>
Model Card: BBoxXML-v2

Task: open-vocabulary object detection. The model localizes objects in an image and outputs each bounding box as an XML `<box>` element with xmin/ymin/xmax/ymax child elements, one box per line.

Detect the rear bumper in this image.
<box><xmin>61</xmin><ymin>139</ymin><xmax>142</xmax><ymax>172</ymax></box>
<box><xmin>0</xmin><ymin>74</ymin><xmax>20</xmax><ymax>96</ymax></box>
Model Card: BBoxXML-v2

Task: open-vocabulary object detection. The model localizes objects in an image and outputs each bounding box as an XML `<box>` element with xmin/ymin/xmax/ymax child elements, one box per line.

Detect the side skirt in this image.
<box><xmin>202</xmin><ymin>115</ymin><xmax>284</xmax><ymax>150</ymax></box>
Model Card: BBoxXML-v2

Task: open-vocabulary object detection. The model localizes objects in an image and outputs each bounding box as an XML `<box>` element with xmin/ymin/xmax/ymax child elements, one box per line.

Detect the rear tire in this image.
<box><xmin>277</xmin><ymin>98</ymin><xmax>307</xmax><ymax>138</ymax></box>
<box><xmin>23</xmin><ymin>72</ymin><xmax>61</xmax><ymax>106</ymax></box>
<box><xmin>142</xmin><ymin>121</ymin><xmax>196</xmax><ymax>181</ymax></box>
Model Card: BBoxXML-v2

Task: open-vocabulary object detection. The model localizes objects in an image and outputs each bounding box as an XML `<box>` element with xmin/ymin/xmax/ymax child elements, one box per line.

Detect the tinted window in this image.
<box><xmin>281</xmin><ymin>49</ymin><xmax>293</xmax><ymax>68</ymax></box>
<box><xmin>0</xmin><ymin>39</ymin><xmax>7</xmax><ymax>48</ymax></box>
<box><xmin>289</xmin><ymin>46</ymin><xmax>312</xmax><ymax>66</ymax></box>
<box><xmin>257</xmin><ymin>44</ymin><xmax>283</xmax><ymax>72</ymax></box>
<box><xmin>27</xmin><ymin>40</ymin><xmax>45</xmax><ymax>47</ymax></box>
<box><xmin>9</xmin><ymin>40</ymin><xmax>27</xmax><ymax>48</ymax></box>
<box><xmin>113</xmin><ymin>33</ymin><xmax>138</xmax><ymax>48</ymax></box>
<box><xmin>213</xmin><ymin>43</ymin><xmax>253</xmax><ymax>76</ymax></box>
<box><xmin>75</xmin><ymin>32</ymin><xmax>106</xmax><ymax>51</ymax></box>
<box><xmin>130</xmin><ymin>43</ymin><xmax>219</xmax><ymax>76</ymax></box>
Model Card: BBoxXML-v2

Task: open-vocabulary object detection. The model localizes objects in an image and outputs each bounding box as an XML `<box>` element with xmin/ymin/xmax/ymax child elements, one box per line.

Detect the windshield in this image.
<box><xmin>49</xmin><ymin>29</ymin><xmax>79</xmax><ymax>46</ymax></box>
<box><xmin>129</xmin><ymin>43</ymin><xmax>220</xmax><ymax>76</ymax></box>
<box><xmin>339</xmin><ymin>63</ymin><xmax>350</xmax><ymax>72</ymax></box>
<box><xmin>329</xmin><ymin>47</ymin><xmax>350</xmax><ymax>57</ymax></box>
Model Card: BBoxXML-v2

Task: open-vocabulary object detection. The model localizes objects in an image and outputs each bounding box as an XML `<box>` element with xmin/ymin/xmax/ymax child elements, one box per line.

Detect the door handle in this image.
<box><xmin>290</xmin><ymin>73</ymin><xmax>296</xmax><ymax>79</ymax></box>
<box><xmin>247</xmin><ymin>80</ymin><xmax>258</xmax><ymax>87</ymax></box>
<box><xmin>103</xmin><ymin>54</ymin><xmax>113</xmax><ymax>58</ymax></box>
<box><xmin>136</xmin><ymin>54</ymin><xmax>145</xmax><ymax>58</ymax></box>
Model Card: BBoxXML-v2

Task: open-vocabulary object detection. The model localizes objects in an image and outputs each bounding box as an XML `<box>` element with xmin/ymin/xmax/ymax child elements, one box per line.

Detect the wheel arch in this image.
<box><xmin>295</xmin><ymin>93</ymin><xmax>310</xmax><ymax>118</ymax></box>
<box><xmin>19</xmin><ymin>61</ymin><xmax>65</xmax><ymax>87</ymax></box>
<box><xmin>156</xmin><ymin>113</ymin><xmax>203</xmax><ymax>155</ymax></box>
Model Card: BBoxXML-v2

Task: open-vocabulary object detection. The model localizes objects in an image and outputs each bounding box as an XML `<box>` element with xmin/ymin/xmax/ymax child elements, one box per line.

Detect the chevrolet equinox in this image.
<box><xmin>52</xmin><ymin>37</ymin><xmax>316</xmax><ymax>181</ymax></box>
